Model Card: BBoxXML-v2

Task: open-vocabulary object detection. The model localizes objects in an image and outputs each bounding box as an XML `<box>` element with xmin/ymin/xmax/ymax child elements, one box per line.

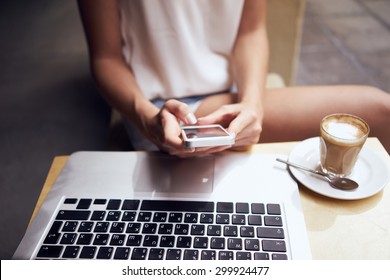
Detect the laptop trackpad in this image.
<box><xmin>133</xmin><ymin>154</ymin><xmax>214</xmax><ymax>193</ymax></box>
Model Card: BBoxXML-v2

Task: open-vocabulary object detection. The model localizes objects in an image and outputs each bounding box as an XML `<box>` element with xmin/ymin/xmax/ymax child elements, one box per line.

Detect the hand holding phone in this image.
<box><xmin>181</xmin><ymin>124</ymin><xmax>235</xmax><ymax>148</ymax></box>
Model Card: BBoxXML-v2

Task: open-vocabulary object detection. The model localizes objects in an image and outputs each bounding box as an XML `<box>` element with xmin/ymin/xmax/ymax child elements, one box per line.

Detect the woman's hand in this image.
<box><xmin>197</xmin><ymin>102</ymin><xmax>263</xmax><ymax>151</ymax></box>
<box><xmin>140</xmin><ymin>99</ymin><xmax>199</xmax><ymax>157</ymax></box>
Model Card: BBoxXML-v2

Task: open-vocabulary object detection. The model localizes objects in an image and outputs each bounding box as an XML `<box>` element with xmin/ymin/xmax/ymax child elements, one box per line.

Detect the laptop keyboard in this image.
<box><xmin>35</xmin><ymin>198</ymin><xmax>289</xmax><ymax>260</ymax></box>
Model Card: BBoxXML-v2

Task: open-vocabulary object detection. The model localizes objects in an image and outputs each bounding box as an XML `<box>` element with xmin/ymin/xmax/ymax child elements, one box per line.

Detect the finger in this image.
<box><xmin>197</xmin><ymin>105</ymin><xmax>238</xmax><ymax>125</ymax></box>
<box><xmin>159</xmin><ymin>109</ymin><xmax>184</xmax><ymax>149</ymax></box>
<box><xmin>163</xmin><ymin>99</ymin><xmax>197</xmax><ymax>125</ymax></box>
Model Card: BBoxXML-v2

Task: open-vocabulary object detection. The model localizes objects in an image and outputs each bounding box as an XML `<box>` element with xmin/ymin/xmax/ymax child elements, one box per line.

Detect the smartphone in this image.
<box><xmin>181</xmin><ymin>124</ymin><xmax>235</xmax><ymax>148</ymax></box>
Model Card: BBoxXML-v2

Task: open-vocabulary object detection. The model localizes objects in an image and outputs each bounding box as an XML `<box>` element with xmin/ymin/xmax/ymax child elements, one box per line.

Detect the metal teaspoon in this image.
<box><xmin>276</xmin><ymin>158</ymin><xmax>359</xmax><ymax>191</ymax></box>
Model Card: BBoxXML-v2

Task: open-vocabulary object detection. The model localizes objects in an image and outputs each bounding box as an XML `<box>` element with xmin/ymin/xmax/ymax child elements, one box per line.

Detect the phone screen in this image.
<box><xmin>183</xmin><ymin>126</ymin><xmax>229</xmax><ymax>139</ymax></box>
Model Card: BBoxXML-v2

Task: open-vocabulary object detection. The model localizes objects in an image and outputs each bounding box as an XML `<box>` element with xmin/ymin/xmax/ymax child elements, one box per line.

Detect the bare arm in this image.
<box><xmin>77</xmin><ymin>0</ymin><xmax>158</xmax><ymax>128</ymax></box>
<box><xmin>233</xmin><ymin>0</ymin><xmax>269</xmax><ymax>111</ymax></box>
<box><xmin>77</xmin><ymin>0</ymin><xmax>196</xmax><ymax>155</ymax></box>
<box><xmin>197</xmin><ymin>0</ymin><xmax>268</xmax><ymax>148</ymax></box>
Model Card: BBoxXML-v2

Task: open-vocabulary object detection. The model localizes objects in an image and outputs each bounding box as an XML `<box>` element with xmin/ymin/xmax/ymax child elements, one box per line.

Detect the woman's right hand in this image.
<box><xmin>140</xmin><ymin>99</ymin><xmax>199</xmax><ymax>157</ymax></box>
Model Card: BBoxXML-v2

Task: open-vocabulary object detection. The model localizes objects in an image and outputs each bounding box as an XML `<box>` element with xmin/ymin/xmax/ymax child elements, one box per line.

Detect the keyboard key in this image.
<box><xmin>166</xmin><ymin>249</ymin><xmax>182</xmax><ymax>260</ymax></box>
<box><xmin>93</xmin><ymin>234</ymin><xmax>109</xmax><ymax>245</ymax></box>
<box><xmin>62</xmin><ymin>221</ymin><xmax>78</xmax><ymax>232</ymax></box>
<box><xmin>110</xmin><ymin>234</ymin><xmax>126</xmax><ymax>246</ymax></box>
<box><xmin>122</xmin><ymin>211</ymin><xmax>136</xmax><ymax>221</ymax></box>
<box><xmin>236</xmin><ymin>202</ymin><xmax>249</xmax><ymax>213</ymax></box>
<box><xmin>78</xmin><ymin>222</ymin><xmax>93</xmax><ymax>232</ymax></box>
<box><xmin>106</xmin><ymin>211</ymin><xmax>121</xmax><ymax>221</ymax></box>
<box><xmin>236</xmin><ymin>251</ymin><xmax>251</xmax><ymax>260</ymax></box>
<box><xmin>121</xmin><ymin>199</ymin><xmax>140</xmax><ymax>210</ymax></box>
<box><xmin>131</xmin><ymin>248</ymin><xmax>148</xmax><ymax>260</ymax></box>
<box><xmin>267</xmin><ymin>204</ymin><xmax>281</xmax><ymax>215</ymax></box>
<box><xmin>76</xmin><ymin>234</ymin><xmax>93</xmax><ymax>245</ymax></box>
<box><xmin>257</xmin><ymin>227</ymin><xmax>285</xmax><ymax>239</ymax></box>
<box><xmin>62</xmin><ymin>246</ymin><xmax>80</xmax><ymax>258</ymax></box>
<box><xmin>218</xmin><ymin>251</ymin><xmax>234</xmax><ymax>260</ymax></box>
<box><xmin>79</xmin><ymin>246</ymin><xmax>97</xmax><ymax>259</ymax></box>
<box><xmin>169</xmin><ymin>212</ymin><xmax>183</xmax><ymax>223</ymax></box>
<box><xmin>158</xmin><ymin>223</ymin><xmax>173</xmax><ymax>234</ymax></box>
<box><xmin>264</xmin><ymin>216</ymin><xmax>283</xmax><ymax>227</ymax></box>
<box><xmin>126</xmin><ymin>223</ymin><xmax>141</xmax><ymax>233</ymax></box>
<box><xmin>194</xmin><ymin>237</ymin><xmax>208</xmax><ymax>248</ymax></box>
<box><xmin>216</xmin><ymin>214</ymin><xmax>230</xmax><ymax>224</ymax></box>
<box><xmin>207</xmin><ymin>225</ymin><xmax>222</xmax><ymax>236</ymax></box>
<box><xmin>184</xmin><ymin>249</ymin><xmax>199</xmax><ymax>260</ymax></box>
<box><xmin>254</xmin><ymin>252</ymin><xmax>270</xmax><ymax>260</ymax></box>
<box><xmin>141</xmin><ymin>200</ymin><xmax>214</xmax><ymax>212</ymax></box>
<box><xmin>148</xmin><ymin>248</ymin><xmax>165</xmax><ymax>260</ymax></box>
<box><xmin>142</xmin><ymin>223</ymin><xmax>157</xmax><ymax>234</ymax></box>
<box><xmin>191</xmin><ymin>225</ymin><xmax>205</xmax><ymax>235</ymax></box>
<box><xmin>60</xmin><ymin>233</ymin><xmax>77</xmax><ymax>244</ymax></box>
<box><xmin>176</xmin><ymin>236</ymin><xmax>192</xmax><ymax>248</ymax></box>
<box><xmin>91</xmin><ymin>211</ymin><xmax>106</xmax><ymax>221</ymax></box>
<box><xmin>184</xmin><ymin>213</ymin><xmax>198</xmax><ymax>223</ymax></box>
<box><xmin>43</xmin><ymin>233</ymin><xmax>61</xmax><ymax>245</ymax></box>
<box><xmin>227</xmin><ymin>238</ymin><xmax>242</xmax><ymax>250</ymax></box>
<box><xmin>272</xmin><ymin>253</ymin><xmax>288</xmax><ymax>260</ymax></box>
<box><xmin>56</xmin><ymin>210</ymin><xmax>90</xmax><ymax>221</ymax></box>
<box><xmin>97</xmin><ymin>247</ymin><xmax>114</xmax><ymax>259</ymax></box>
<box><xmin>174</xmin><ymin>224</ymin><xmax>189</xmax><ymax>235</ymax></box>
<box><xmin>93</xmin><ymin>199</ymin><xmax>107</xmax><ymax>205</ymax></box>
<box><xmin>94</xmin><ymin>222</ymin><xmax>109</xmax><ymax>233</ymax></box>
<box><xmin>64</xmin><ymin>198</ymin><xmax>77</xmax><ymax>204</ymax></box>
<box><xmin>244</xmin><ymin>239</ymin><xmax>260</xmax><ymax>251</ymax></box>
<box><xmin>232</xmin><ymin>214</ymin><xmax>246</xmax><ymax>225</ymax></box>
<box><xmin>48</xmin><ymin>221</ymin><xmax>63</xmax><ymax>234</ymax></box>
<box><xmin>251</xmin><ymin>203</ymin><xmax>265</xmax><ymax>214</ymax></box>
<box><xmin>107</xmin><ymin>199</ymin><xmax>122</xmax><ymax>210</ymax></box>
<box><xmin>143</xmin><ymin>235</ymin><xmax>159</xmax><ymax>247</ymax></box>
<box><xmin>201</xmin><ymin>250</ymin><xmax>216</xmax><ymax>260</ymax></box>
<box><xmin>110</xmin><ymin>222</ymin><xmax>125</xmax><ymax>233</ymax></box>
<box><xmin>210</xmin><ymin>237</ymin><xmax>225</xmax><ymax>249</ymax></box>
<box><xmin>76</xmin><ymin>199</ymin><xmax>92</xmax><ymax>209</ymax></box>
<box><xmin>240</xmin><ymin>226</ymin><xmax>255</xmax><ymax>237</ymax></box>
<box><xmin>262</xmin><ymin>240</ymin><xmax>286</xmax><ymax>252</ymax></box>
<box><xmin>200</xmin><ymin>213</ymin><xmax>213</xmax><ymax>224</ymax></box>
<box><xmin>160</xmin><ymin>236</ymin><xmax>175</xmax><ymax>247</ymax></box>
<box><xmin>37</xmin><ymin>245</ymin><xmax>63</xmax><ymax>258</ymax></box>
<box><xmin>248</xmin><ymin>215</ymin><xmax>262</xmax><ymax>225</ymax></box>
<box><xmin>126</xmin><ymin>235</ymin><xmax>142</xmax><ymax>246</ymax></box>
<box><xmin>217</xmin><ymin>202</ymin><xmax>234</xmax><ymax>213</ymax></box>
<box><xmin>114</xmin><ymin>247</ymin><xmax>130</xmax><ymax>260</ymax></box>
<box><xmin>223</xmin><ymin>226</ymin><xmax>238</xmax><ymax>237</ymax></box>
<box><xmin>153</xmin><ymin>212</ymin><xmax>167</xmax><ymax>222</ymax></box>
<box><xmin>137</xmin><ymin>212</ymin><xmax>152</xmax><ymax>222</ymax></box>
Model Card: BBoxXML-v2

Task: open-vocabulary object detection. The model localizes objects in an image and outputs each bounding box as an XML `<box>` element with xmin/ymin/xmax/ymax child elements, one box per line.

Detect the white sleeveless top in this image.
<box><xmin>119</xmin><ymin>0</ymin><xmax>244</xmax><ymax>100</ymax></box>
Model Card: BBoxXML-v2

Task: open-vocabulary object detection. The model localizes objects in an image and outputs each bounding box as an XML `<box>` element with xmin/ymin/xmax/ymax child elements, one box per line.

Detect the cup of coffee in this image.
<box><xmin>319</xmin><ymin>113</ymin><xmax>369</xmax><ymax>177</ymax></box>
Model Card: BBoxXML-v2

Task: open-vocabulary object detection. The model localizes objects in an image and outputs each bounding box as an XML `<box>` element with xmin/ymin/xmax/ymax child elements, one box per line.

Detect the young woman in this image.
<box><xmin>77</xmin><ymin>0</ymin><xmax>390</xmax><ymax>156</ymax></box>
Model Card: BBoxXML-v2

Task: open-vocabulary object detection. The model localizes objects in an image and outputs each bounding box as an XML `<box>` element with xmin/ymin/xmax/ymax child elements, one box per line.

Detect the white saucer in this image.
<box><xmin>287</xmin><ymin>137</ymin><xmax>389</xmax><ymax>200</ymax></box>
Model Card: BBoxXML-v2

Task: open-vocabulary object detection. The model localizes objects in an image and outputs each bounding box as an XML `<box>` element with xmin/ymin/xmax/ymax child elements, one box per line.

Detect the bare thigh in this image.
<box><xmin>195</xmin><ymin>85</ymin><xmax>390</xmax><ymax>145</ymax></box>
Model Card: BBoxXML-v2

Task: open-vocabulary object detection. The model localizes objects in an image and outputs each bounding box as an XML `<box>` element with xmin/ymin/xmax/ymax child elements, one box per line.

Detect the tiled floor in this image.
<box><xmin>0</xmin><ymin>0</ymin><xmax>389</xmax><ymax>259</ymax></box>
<box><xmin>296</xmin><ymin>0</ymin><xmax>390</xmax><ymax>92</ymax></box>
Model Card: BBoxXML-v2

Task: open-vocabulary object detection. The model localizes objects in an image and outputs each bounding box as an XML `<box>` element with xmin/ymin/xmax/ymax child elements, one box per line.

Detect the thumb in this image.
<box><xmin>163</xmin><ymin>99</ymin><xmax>197</xmax><ymax>125</ymax></box>
<box><xmin>197</xmin><ymin>105</ymin><xmax>237</xmax><ymax>125</ymax></box>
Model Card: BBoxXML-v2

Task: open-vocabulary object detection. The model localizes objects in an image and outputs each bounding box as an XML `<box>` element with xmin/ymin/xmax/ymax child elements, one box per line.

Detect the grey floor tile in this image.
<box><xmin>360</xmin><ymin>0</ymin><xmax>390</xmax><ymax>27</ymax></box>
<box><xmin>296</xmin><ymin>48</ymin><xmax>373</xmax><ymax>86</ymax></box>
<box><xmin>306</xmin><ymin>0</ymin><xmax>366</xmax><ymax>17</ymax></box>
<box><xmin>324</xmin><ymin>15</ymin><xmax>390</xmax><ymax>53</ymax></box>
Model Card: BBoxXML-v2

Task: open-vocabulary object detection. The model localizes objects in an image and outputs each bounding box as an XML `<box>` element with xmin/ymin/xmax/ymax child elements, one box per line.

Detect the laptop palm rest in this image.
<box><xmin>133</xmin><ymin>154</ymin><xmax>214</xmax><ymax>194</ymax></box>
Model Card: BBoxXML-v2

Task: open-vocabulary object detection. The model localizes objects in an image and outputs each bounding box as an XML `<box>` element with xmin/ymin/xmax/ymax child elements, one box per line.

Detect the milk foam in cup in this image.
<box><xmin>320</xmin><ymin>114</ymin><xmax>369</xmax><ymax>177</ymax></box>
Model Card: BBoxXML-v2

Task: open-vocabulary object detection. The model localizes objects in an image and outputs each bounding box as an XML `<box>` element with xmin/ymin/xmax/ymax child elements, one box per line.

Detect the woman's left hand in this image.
<box><xmin>196</xmin><ymin>102</ymin><xmax>263</xmax><ymax>150</ymax></box>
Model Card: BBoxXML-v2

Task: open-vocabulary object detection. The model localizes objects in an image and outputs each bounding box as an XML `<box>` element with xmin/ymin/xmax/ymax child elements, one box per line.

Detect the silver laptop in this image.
<box><xmin>13</xmin><ymin>151</ymin><xmax>311</xmax><ymax>260</ymax></box>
